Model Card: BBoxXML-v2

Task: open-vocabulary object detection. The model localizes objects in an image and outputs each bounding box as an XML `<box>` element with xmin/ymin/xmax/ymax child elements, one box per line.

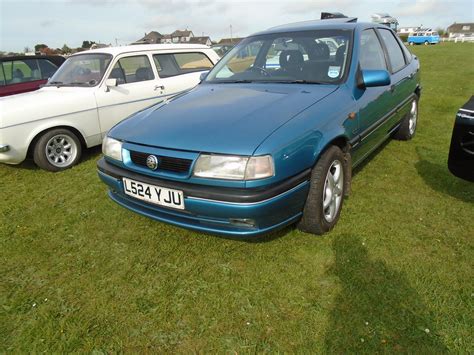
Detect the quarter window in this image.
<box><xmin>110</xmin><ymin>55</ymin><xmax>154</xmax><ymax>84</ymax></box>
<box><xmin>359</xmin><ymin>29</ymin><xmax>387</xmax><ymax>70</ymax></box>
<box><xmin>153</xmin><ymin>52</ymin><xmax>213</xmax><ymax>78</ymax></box>
<box><xmin>0</xmin><ymin>64</ymin><xmax>5</xmax><ymax>86</ymax></box>
<box><xmin>378</xmin><ymin>29</ymin><xmax>406</xmax><ymax>72</ymax></box>
<box><xmin>38</xmin><ymin>59</ymin><xmax>59</xmax><ymax>79</ymax></box>
<box><xmin>2</xmin><ymin>59</ymin><xmax>41</xmax><ymax>84</ymax></box>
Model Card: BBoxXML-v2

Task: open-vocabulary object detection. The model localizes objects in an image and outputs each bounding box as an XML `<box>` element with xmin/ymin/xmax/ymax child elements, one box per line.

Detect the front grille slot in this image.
<box><xmin>129</xmin><ymin>151</ymin><xmax>193</xmax><ymax>174</ymax></box>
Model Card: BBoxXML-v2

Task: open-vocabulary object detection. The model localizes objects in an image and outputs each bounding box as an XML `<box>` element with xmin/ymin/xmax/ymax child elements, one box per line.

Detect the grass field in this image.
<box><xmin>1</xmin><ymin>42</ymin><xmax>473</xmax><ymax>352</ymax></box>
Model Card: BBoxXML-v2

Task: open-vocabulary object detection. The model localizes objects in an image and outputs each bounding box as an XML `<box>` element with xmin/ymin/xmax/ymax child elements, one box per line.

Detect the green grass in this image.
<box><xmin>1</xmin><ymin>42</ymin><xmax>473</xmax><ymax>353</ymax></box>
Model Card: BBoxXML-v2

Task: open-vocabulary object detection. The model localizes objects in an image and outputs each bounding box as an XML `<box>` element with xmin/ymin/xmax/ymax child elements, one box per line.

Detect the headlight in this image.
<box><xmin>102</xmin><ymin>136</ymin><xmax>122</xmax><ymax>161</ymax></box>
<box><xmin>193</xmin><ymin>154</ymin><xmax>274</xmax><ymax>180</ymax></box>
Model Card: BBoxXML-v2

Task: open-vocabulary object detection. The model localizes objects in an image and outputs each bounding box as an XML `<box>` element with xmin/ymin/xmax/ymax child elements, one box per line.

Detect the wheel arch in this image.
<box><xmin>314</xmin><ymin>134</ymin><xmax>352</xmax><ymax>196</ymax></box>
<box><xmin>27</xmin><ymin>125</ymin><xmax>87</xmax><ymax>158</ymax></box>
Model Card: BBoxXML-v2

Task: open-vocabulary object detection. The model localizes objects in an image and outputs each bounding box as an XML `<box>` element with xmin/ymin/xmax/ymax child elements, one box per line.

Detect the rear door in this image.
<box><xmin>152</xmin><ymin>51</ymin><xmax>214</xmax><ymax>97</ymax></box>
<box><xmin>377</xmin><ymin>28</ymin><xmax>415</xmax><ymax>120</ymax></box>
<box><xmin>0</xmin><ymin>59</ymin><xmax>45</xmax><ymax>96</ymax></box>
<box><xmin>95</xmin><ymin>53</ymin><xmax>162</xmax><ymax>136</ymax></box>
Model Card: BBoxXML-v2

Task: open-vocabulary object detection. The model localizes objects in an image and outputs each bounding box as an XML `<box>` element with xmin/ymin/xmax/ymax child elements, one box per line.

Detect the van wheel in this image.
<box><xmin>409</xmin><ymin>41</ymin><xmax>414</xmax><ymax>46</ymax></box>
<box><xmin>297</xmin><ymin>146</ymin><xmax>347</xmax><ymax>235</ymax></box>
<box><xmin>424</xmin><ymin>41</ymin><xmax>429</xmax><ymax>45</ymax></box>
<box><xmin>394</xmin><ymin>97</ymin><xmax>418</xmax><ymax>141</ymax></box>
<box><xmin>33</xmin><ymin>128</ymin><xmax>82</xmax><ymax>172</ymax></box>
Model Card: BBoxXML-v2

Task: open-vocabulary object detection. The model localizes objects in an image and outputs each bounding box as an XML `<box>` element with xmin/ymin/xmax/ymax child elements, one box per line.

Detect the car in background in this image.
<box><xmin>448</xmin><ymin>96</ymin><xmax>474</xmax><ymax>182</ymax></box>
<box><xmin>408</xmin><ymin>31</ymin><xmax>440</xmax><ymax>45</ymax></box>
<box><xmin>0</xmin><ymin>55</ymin><xmax>65</xmax><ymax>96</ymax></box>
<box><xmin>211</xmin><ymin>44</ymin><xmax>234</xmax><ymax>57</ymax></box>
<box><xmin>98</xmin><ymin>18</ymin><xmax>421</xmax><ymax>237</ymax></box>
<box><xmin>0</xmin><ymin>44</ymin><xmax>219</xmax><ymax>171</ymax></box>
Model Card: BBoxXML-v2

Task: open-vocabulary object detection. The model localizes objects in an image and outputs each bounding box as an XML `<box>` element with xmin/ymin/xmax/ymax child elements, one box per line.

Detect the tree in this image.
<box><xmin>61</xmin><ymin>44</ymin><xmax>71</xmax><ymax>54</ymax></box>
<box><xmin>81</xmin><ymin>40</ymin><xmax>96</xmax><ymax>49</ymax></box>
<box><xmin>435</xmin><ymin>27</ymin><xmax>446</xmax><ymax>36</ymax></box>
<box><xmin>34</xmin><ymin>43</ymin><xmax>48</xmax><ymax>52</ymax></box>
<box><xmin>24</xmin><ymin>46</ymin><xmax>32</xmax><ymax>53</ymax></box>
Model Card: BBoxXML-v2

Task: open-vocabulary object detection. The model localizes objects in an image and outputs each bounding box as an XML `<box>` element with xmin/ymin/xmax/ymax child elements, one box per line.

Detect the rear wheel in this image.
<box><xmin>394</xmin><ymin>97</ymin><xmax>418</xmax><ymax>141</ymax></box>
<box><xmin>33</xmin><ymin>128</ymin><xmax>82</xmax><ymax>171</ymax></box>
<box><xmin>424</xmin><ymin>40</ymin><xmax>429</xmax><ymax>45</ymax></box>
<box><xmin>409</xmin><ymin>41</ymin><xmax>414</xmax><ymax>46</ymax></box>
<box><xmin>297</xmin><ymin>146</ymin><xmax>347</xmax><ymax>235</ymax></box>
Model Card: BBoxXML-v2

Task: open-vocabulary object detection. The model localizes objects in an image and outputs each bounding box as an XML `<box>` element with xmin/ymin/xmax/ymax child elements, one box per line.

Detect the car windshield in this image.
<box><xmin>47</xmin><ymin>53</ymin><xmax>112</xmax><ymax>87</ymax></box>
<box><xmin>205</xmin><ymin>29</ymin><xmax>352</xmax><ymax>84</ymax></box>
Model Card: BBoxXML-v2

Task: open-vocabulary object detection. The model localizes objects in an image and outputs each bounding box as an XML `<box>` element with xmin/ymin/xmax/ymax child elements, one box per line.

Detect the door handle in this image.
<box><xmin>154</xmin><ymin>85</ymin><xmax>165</xmax><ymax>91</ymax></box>
<box><xmin>390</xmin><ymin>85</ymin><xmax>396</xmax><ymax>93</ymax></box>
<box><xmin>407</xmin><ymin>73</ymin><xmax>414</xmax><ymax>79</ymax></box>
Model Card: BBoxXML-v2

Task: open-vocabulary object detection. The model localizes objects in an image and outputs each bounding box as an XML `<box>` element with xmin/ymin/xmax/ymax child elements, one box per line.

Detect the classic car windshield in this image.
<box><xmin>206</xmin><ymin>29</ymin><xmax>352</xmax><ymax>84</ymax></box>
<box><xmin>47</xmin><ymin>53</ymin><xmax>112</xmax><ymax>87</ymax></box>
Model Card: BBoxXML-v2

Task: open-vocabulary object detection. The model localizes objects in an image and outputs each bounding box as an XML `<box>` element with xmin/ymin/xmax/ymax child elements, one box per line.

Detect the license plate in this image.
<box><xmin>122</xmin><ymin>178</ymin><xmax>185</xmax><ymax>210</ymax></box>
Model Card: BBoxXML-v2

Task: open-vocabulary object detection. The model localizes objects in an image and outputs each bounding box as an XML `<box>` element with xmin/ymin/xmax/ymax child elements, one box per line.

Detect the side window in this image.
<box><xmin>110</xmin><ymin>55</ymin><xmax>154</xmax><ymax>84</ymax></box>
<box><xmin>359</xmin><ymin>29</ymin><xmax>387</xmax><ymax>70</ymax></box>
<box><xmin>153</xmin><ymin>54</ymin><xmax>180</xmax><ymax>78</ymax></box>
<box><xmin>378</xmin><ymin>29</ymin><xmax>406</xmax><ymax>72</ymax></box>
<box><xmin>38</xmin><ymin>59</ymin><xmax>59</xmax><ymax>79</ymax></box>
<box><xmin>174</xmin><ymin>53</ymin><xmax>213</xmax><ymax>72</ymax></box>
<box><xmin>10</xmin><ymin>59</ymin><xmax>41</xmax><ymax>84</ymax></box>
<box><xmin>0</xmin><ymin>64</ymin><xmax>5</xmax><ymax>86</ymax></box>
<box><xmin>153</xmin><ymin>52</ymin><xmax>213</xmax><ymax>78</ymax></box>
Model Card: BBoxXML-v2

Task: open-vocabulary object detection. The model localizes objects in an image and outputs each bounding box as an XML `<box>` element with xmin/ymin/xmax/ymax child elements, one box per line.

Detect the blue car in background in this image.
<box><xmin>408</xmin><ymin>30</ymin><xmax>440</xmax><ymax>45</ymax></box>
<box><xmin>98</xmin><ymin>18</ymin><xmax>421</xmax><ymax>237</ymax></box>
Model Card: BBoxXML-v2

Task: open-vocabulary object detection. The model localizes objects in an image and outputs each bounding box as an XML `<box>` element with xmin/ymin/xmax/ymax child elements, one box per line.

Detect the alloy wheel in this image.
<box><xmin>45</xmin><ymin>134</ymin><xmax>78</xmax><ymax>168</ymax></box>
<box><xmin>322</xmin><ymin>160</ymin><xmax>344</xmax><ymax>223</ymax></box>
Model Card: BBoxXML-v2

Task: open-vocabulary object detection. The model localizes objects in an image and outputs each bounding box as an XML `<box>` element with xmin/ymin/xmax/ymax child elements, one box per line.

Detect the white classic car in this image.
<box><xmin>0</xmin><ymin>44</ymin><xmax>219</xmax><ymax>171</ymax></box>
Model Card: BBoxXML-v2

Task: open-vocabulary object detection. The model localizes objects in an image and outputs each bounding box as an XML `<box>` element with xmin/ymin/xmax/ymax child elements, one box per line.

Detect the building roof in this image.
<box><xmin>447</xmin><ymin>23</ymin><xmax>474</xmax><ymax>33</ymax></box>
<box><xmin>189</xmin><ymin>36</ymin><xmax>211</xmax><ymax>45</ymax></box>
<box><xmin>73</xmin><ymin>44</ymin><xmax>210</xmax><ymax>57</ymax></box>
<box><xmin>171</xmin><ymin>30</ymin><xmax>193</xmax><ymax>37</ymax></box>
<box><xmin>218</xmin><ymin>37</ymin><xmax>244</xmax><ymax>45</ymax></box>
<box><xmin>136</xmin><ymin>31</ymin><xmax>163</xmax><ymax>44</ymax></box>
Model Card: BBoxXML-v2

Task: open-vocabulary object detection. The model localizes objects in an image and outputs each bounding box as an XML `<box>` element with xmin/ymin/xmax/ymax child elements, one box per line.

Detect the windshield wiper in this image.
<box><xmin>278</xmin><ymin>80</ymin><xmax>323</xmax><ymax>84</ymax></box>
<box><xmin>216</xmin><ymin>79</ymin><xmax>254</xmax><ymax>84</ymax></box>
<box><xmin>46</xmin><ymin>81</ymin><xmax>64</xmax><ymax>87</ymax></box>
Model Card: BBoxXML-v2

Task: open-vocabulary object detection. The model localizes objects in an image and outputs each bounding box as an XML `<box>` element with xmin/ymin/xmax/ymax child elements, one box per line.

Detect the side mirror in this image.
<box><xmin>359</xmin><ymin>69</ymin><xmax>391</xmax><ymax>88</ymax></box>
<box><xmin>199</xmin><ymin>71</ymin><xmax>209</xmax><ymax>83</ymax></box>
<box><xmin>105</xmin><ymin>78</ymin><xmax>118</xmax><ymax>87</ymax></box>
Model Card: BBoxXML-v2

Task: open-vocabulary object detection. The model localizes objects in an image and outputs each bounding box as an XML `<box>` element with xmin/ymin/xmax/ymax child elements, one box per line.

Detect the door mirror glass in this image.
<box><xmin>199</xmin><ymin>71</ymin><xmax>209</xmax><ymax>82</ymax></box>
<box><xmin>361</xmin><ymin>69</ymin><xmax>391</xmax><ymax>88</ymax></box>
<box><xmin>105</xmin><ymin>78</ymin><xmax>117</xmax><ymax>87</ymax></box>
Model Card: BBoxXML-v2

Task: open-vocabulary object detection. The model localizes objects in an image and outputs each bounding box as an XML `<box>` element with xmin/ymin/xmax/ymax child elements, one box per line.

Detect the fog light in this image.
<box><xmin>229</xmin><ymin>218</ymin><xmax>257</xmax><ymax>228</ymax></box>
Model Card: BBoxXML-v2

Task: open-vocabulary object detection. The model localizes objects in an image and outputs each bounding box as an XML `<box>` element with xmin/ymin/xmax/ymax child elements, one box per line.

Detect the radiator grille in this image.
<box><xmin>130</xmin><ymin>151</ymin><xmax>192</xmax><ymax>174</ymax></box>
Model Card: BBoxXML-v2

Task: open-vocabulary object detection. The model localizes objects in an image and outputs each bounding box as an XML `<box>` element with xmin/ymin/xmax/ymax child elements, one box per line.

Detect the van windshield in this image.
<box><xmin>205</xmin><ymin>29</ymin><xmax>352</xmax><ymax>84</ymax></box>
<box><xmin>47</xmin><ymin>53</ymin><xmax>112</xmax><ymax>87</ymax></box>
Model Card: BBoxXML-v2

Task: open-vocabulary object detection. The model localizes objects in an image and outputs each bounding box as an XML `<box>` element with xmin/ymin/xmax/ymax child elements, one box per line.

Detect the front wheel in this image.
<box><xmin>33</xmin><ymin>128</ymin><xmax>82</xmax><ymax>171</ymax></box>
<box><xmin>424</xmin><ymin>41</ymin><xmax>429</xmax><ymax>45</ymax></box>
<box><xmin>297</xmin><ymin>146</ymin><xmax>348</xmax><ymax>235</ymax></box>
<box><xmin>394</xmin><ymin>97</ymin><xmax>418</xmax><ymax>141</ymax></box>
<box><xmin>409</xmin><ymin>41</ymin><xmax>414</xmax><ymax>46</ymax></box>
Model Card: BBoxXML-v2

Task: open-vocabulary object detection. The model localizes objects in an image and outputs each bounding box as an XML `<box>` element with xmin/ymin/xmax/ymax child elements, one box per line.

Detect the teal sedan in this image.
<box><xmin>98</xmin><ymin>18</ymin><xmax>421</xmax><ymax>236</ymax></box>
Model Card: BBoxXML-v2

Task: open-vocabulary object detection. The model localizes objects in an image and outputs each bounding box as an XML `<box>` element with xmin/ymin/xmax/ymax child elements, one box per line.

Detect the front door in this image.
<box><xmin>352</xmin><ymin>28</ymin><xmax>394</xmax><ymax>164</ymax></box>
<box><xmin>95</xmin><ymin>54</ymin><xmax>166</xmax><ymax>137</ymax></box>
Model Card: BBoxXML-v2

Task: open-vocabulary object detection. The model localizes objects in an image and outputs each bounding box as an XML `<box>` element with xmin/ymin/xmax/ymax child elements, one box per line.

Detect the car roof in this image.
<box><xmin>73</xmin><ymin>43</ymin><xmax>211</xmax><ymax>57</ymax></box>
<box><xmin>0</xmin><ymin>55</ymin><xmax>65</xmax><ymax>65</ymax></box>
<box><xmin>250</xmin><ymin>19</ymin><xmax>381</xmax><ymax>36</ymax></box>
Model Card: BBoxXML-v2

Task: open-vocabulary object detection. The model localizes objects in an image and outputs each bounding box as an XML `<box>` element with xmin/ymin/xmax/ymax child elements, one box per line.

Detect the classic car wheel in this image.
<box><xmin>33</xmin><ymin>129</ymin><xmax>82</xmax><ymax>171</ymax></box>
<box><xmin>424</xmin><ymin>41</ymin><xmax>429</xmax><ymax>45</ymax></box>
<box><xmin>409</xmin><ymin>42</ymin><xmax>414</xmax><ymax>46</ymax></box>
<box><xmin>394</xmin><ymin>97</ymin><xmax>418</xmax><ymax>141</ymax></box>
<box><xmin>298</xmin><ymin>145</ymin><xmax>347</xmax><ymax>235</ymax></box>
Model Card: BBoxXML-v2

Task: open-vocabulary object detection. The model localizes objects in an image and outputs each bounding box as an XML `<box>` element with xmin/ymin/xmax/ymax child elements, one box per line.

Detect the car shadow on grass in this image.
<box><xmin>324</xmin><ymin>234</ymin><xmax>448</xmax><ymax>353</ymax></box>
<box><xmin>415</xmin><ymin>158</ymin><xmax>474</xmax><ymax>204</ymax></box>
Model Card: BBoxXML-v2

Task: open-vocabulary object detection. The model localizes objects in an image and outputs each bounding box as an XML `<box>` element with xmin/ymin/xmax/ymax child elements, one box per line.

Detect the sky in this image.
<box><xmin>0</xmin><ymin>0</ymin><xmax>473</xmax><ymax>52</ymax></box>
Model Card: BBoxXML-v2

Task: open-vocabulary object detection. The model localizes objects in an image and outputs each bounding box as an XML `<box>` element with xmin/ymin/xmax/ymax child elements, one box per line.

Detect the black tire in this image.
<box><xmin>409</xmin><ymin>42</ymin><xmax>414</xmax><ymax>46</ymax></box>
<box><xmin>33</xmin><ymin>128</ymin><xmax>82</xmax><ymax>172</ymax></box>
<box><xmin>393</xmin><ymin>96</ymin><xmax>419</xmax><ymax>141</ymax></box>
<box><xmin>297</xmin><ymin>145</ymin><xmax>348</xmax><ymax>235</ymax></box>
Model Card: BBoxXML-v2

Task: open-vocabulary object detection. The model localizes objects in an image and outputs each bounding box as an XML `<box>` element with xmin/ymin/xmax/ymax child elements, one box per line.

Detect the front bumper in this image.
<box><xmin>97</xmin><ymin>158</ymin><xmax>310</xmax><ymax>237</ymax></box>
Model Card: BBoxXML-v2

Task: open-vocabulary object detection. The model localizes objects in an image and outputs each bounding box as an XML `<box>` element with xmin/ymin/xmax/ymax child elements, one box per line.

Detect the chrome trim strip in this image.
<box><xmin>0</xmin><ymin>145</ymin><xmax>10</xmax><ymax>153</ymax></box>
<box><xmin>186</xmin><ymin>181</ymin><xmax>309</xmax><ymax>206</ymax></box>
<box><xmin>459</xmin><ymin>108</ymin><xmax>474</xmax><ymax>114</ymax></box>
